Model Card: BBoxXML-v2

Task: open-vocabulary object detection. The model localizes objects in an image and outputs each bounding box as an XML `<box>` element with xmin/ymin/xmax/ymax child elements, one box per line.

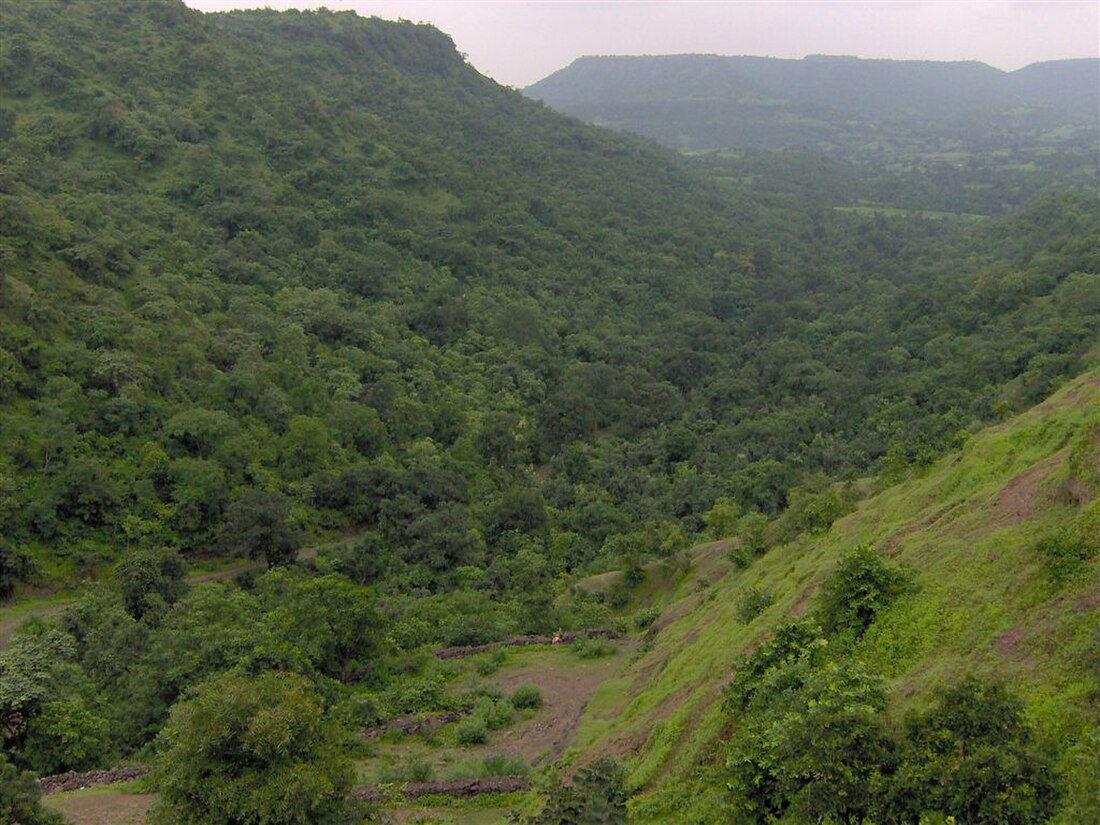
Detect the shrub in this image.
<box><xmin>454</xmin><ymin>716</ymin><xmax>488</xmax><ymax>746</ymax></box>
<box><xmin>115</xmin><ymin>545</ymin><xmax>187</xmax><ymax>622</ymax></box>
<box><xmin>572</xmin><ymin>637</ymin><xmax>617</xmax><ymax>659</ymax></box>
<box><xmin>149</xmin><ymin>671</ymin><xmax>352</xmax><ymax>825</ymax></box>
<box><xmin>1035</xmin><ymin>525</ymin><xmax>1095</xmax><ymax>584</ymax></box>
<box><xmin>528</xmin><ymin>758</ymin><xmax>627</xmax><ymax>825</ymax></box>
<box><xmin>384</xmin><ymin>675</ymin><xmax>450</xmax><ymax>714</ymax></box>
<box><xmin>890</xmin><ymin>678</ymin><xmax>1060</xmax><ymax>824</ymax></box>
<box><xmin>404</xmin><ymin>756</ymin><xmax>435</xmax><ymax>783</ymax></box>
<box><xmin>817</xmin><ymin>546</ymin><xmax>914</xmax><ymax>638</ymax></box>
<box><xmin>471</xmin><ymin>648</ymin><xmax>507</xmax><ymax>676</ymax></box>
<box><xmin>510</xmin><ymin>685</ymin><xmax>543</xmax><ymax>710</ymax></box>
<box><xmin>465</xmin><ymin>681</ymin><xmax>504</xmax><ymax>702</ymax></box>
<box><xmin>0</xmin><ymin>753</ymin><xmax>64</xmax><ymax>825</ymax></box>
<box><xmin>332</xmin><ymin>691</ymin><xmax>383</xmax><ymax>729</ymax></box>
<box><xmin>725</xmin><ymin>659</ymin><xmax>894</xmax><ymax>825</ymax></box>
<box><xmin>0</xmin><ymin>546</ymin><xmax>38</xmax><ymax>601</ymax></box>
<box><xmin>315</xmin><ymin>533</ymin><xmax>388</xmax><ymax>585</ymax></box>
<box><xmin>570</xmin><ymin>593</ymin><xmax>613</xmax><ymax>629</ymax></box>
<box><xmin>735</xmin><ymin>586</ymin><xmax>775</xmax><ymax>623</ymax></box>
<box><xmin>724</xmin><ymin>618</ymin><xmax>828</xmax><ymax>712</ymax></box>
<box><xmin>633</xmin><ymin>606</ymin><xmax>660</xmax><ymax>630</ymax></box>
<box><xmin>605</xmin><ymin>582</ymin><xmax>631</xmax><ymax>608</ymax></box>
<box><xmin>471</xmin><ymin>696</ymin><xmax>514</xmax><ymax>731</ymax></box>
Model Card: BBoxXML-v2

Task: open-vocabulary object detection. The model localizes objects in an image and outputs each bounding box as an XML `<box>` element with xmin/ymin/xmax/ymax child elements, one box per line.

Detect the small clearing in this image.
<box><xmin>486</xmin><ymin>645</ymin><xmax>631</xmax><ymax>764</ymax></box>
<box><xmin>0</xmin><ymin>602</ymin><xmax>67</xmax><ymax>650</ymax></box>
<box><xmin>42</xmin><ymin>789</ymin><xmax>155</xmax><ymax>825</ymax></box>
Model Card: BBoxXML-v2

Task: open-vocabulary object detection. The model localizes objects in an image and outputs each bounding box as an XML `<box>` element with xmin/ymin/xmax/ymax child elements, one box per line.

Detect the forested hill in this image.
<box><xmin>525</xmin><ymin>54</ymin><xmax>1100</xmax><ymax>153</ymax></box>
<box><xmin>1</xmin><ymin>2</ymin><xmax>1099</xmax><ymax>819</ymax></box>
<box><xmin>1</xmin><ymin>0</ymin><xmax>1098</xmax><ymax>596</ymax></box>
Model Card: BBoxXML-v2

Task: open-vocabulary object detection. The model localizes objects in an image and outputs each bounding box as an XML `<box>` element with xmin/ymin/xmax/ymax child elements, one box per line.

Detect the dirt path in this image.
<box><xmin>486</xmin><ymin>646</ymin><xmax>631</xmax><ymax>764</ymax></box>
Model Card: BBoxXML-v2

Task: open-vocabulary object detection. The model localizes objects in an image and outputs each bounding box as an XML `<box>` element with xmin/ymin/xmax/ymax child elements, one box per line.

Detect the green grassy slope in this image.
<box><xmin>564</xmin><ymin>369</ymin><xmax>1099</xmax><ymax>823</ymax></box>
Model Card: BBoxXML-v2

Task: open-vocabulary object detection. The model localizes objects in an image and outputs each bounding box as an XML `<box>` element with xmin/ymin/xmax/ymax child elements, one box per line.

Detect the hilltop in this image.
<box><xmin>525</xmin><ymin>55</ymin><xmax>1099</xmax><ymax>154</ymax></box>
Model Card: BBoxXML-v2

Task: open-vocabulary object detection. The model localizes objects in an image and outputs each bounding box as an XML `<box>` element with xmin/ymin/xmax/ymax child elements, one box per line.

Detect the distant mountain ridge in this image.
<box><xmin>525</xmin><ymin>54</ymin><xmax>1100</xmax><ymax>152</ymax></box>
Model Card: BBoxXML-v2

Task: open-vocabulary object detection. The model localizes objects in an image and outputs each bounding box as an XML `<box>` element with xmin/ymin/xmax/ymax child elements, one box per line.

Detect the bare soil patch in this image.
<box><xmin>486</xmin><ymin>647</ymin><xmax>629</xmax><ymax>764</ymax></box>
<box><xmin>992</xmin><ymin>626</ymin><xmax>1028</xmax><ymax>662</ymax></box>
<box><xmin>784</xmin><ymin>579</ymin><xmax>821</xmax><ymax>619</ymax></box>
<box><xmin>1074</xmin><ymin>586</ymin><xmax>1100</xmax><ymax>612</ymax></box>
<box><xmin>993</xmin><ymin>453</ymin><xmax>1063</xmax><ymax>526</ymax></box>
<box><xmin>43</xmin><ymin>791</ymin><xmax>156</xmax><ymax>825</ymax></box>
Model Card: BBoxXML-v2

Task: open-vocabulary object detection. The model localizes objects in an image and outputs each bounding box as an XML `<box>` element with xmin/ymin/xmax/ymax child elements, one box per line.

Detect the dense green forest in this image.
<box><xmin>0</xmin><ymin>2</ymin><xmax>1097</xmax><ymax>823</ymax></box>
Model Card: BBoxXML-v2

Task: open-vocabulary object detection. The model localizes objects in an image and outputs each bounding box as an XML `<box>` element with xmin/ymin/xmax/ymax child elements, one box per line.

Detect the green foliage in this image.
<box><xmin>378</xmin><ymin>754</ymin><xmax>434</xmax><ymax>783</ymax></box>
<box><xmin>0</xmin><ymin>753</ymin><xmax>64</xmax><ymax>825</ymax></box>
<box><xmin>724</xmin><ymin>619</ymin><xmax>828</xmax><ymax>713</ymax></box>
<box><xmin>724</xmin><ymin>652</ymin><xmax>1058</xmax><ymax>825</ymax></box>
<box><xmin>315</xmin><ymin>533</ymin><xmax>389</xmax><ymax>585</ymax></box>
<box><xmin>725</xmin><ymin>659</ymin><xmax>894</xmax><ymax>825</ymax></box>
<box><xmin>734</xmin><ymin>586</ymin><xmax>775</xmax><ymax>624</ymax></box>
<box><xmin>444</xmin><ymin>751</ymin><xmax>528</xmax><ymax>780</ymax></box>
<box><xmin>1</xmin><ymin>0</ymin><xmax>1095</xmax><ymax>601</ymax></box>
<box><xmin>889</xmin><ymin>678</ymin><xmax>1060</xmax><ymax>824</ymax></box>
<box><xmin>471</xmin><ymin>649</ymin><xmax>508</xmax><ymax>677</ymax></box>
<box><xmin>384</xmin><ymin>674</ymin><xmax>450</xmax><ymax>715</ymax></box>
<box><xmin>1</xmin><ymin>2</ymin><xmax>1098</xmax><ymax>808</ymax></box>
<box><xmin>454</xmin><ymin>715</ymin><xmax>489</xmax><ymax>746</ymax></box>
<box><xmin>632</xmin><ymin>606</ymin><xmax>661</xmax><ymax>631</ymax></box>
<box><xmin>572</xmin><ymin>637</ymin><xmax>618</xmax><ymax>659</ymax></box>
<box><xmin>219</xmin><ymin>489</ymin><xmax>302</xmax><ymax>569</ymax></box>
<box><xmin>1035</xmin><ymin>515</ymin><xmax>1097</xmax><ymax>584</ymax></box>
<box><xmin>773</xmin><ymin>482</ymin><xmax>852</xmax><ymax>542</ymax></box>
<box><xmin>0</xmin><ymin>623</ymin><xmax>111</xmax><ymax>773</ymax></box>
<box><xmin>115</xmin><ymin>545</ymin><xmax>187</xmax><ymax>622</ymax></box>
<box><xmin>150</xmin><ymin>670</ymin><xmax>353</xmax><ymax>825</ymax></box>
<box><xmin>703</xmin><ymin>497</ymin><xmax>742</xmax><ymax>540</ymax></box>
<box><xmin>0</xmin><ymin>545</ymin><xmax>38</xmax><ymax>600</ymax></box>
<box><xmin>726</xmin><ymin>512</ymin><xmax>770</xmax><ymax>569</ymax></box>
<box><xmin>471</xmin><ymin>695</ymin><xmax>515</xmax><ymax>731</ymax></box>
<box><xmin>527</xmin><ymin>758</ymin><xmax>628</xmax><ymax>825</ymax></box>
<box><xmin>509</xmin><ymin>684</ymin><xmax>544</xmax><ymax>710</ymax></box>
<box><xmin>817</xmin><ymin>546</ymin><xmax>915</xmax><ymax>638</ymax></box>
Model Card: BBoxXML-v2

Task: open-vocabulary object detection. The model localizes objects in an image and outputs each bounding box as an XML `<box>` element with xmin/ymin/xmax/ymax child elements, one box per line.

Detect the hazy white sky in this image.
<box><xmin>185</xmin><ymin>1</ymin><xmax>1100</xmax><ymax>88</ymax></box>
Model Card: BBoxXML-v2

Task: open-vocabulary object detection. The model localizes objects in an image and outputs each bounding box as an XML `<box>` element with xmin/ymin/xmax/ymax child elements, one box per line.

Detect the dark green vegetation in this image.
<box><xmin>150</xmin><ymin>670</ymin><xmax>355</xmax><ymax>825</ymax></box>
<box><xmin>0</xmin><ymin>2</ymin><xmax>1098</xmax><ymax>823</ymax></box>
<box><xmin>1</xmin><ymin>753</ymin><xmax>64</xmax><ymax>825</ymax></box>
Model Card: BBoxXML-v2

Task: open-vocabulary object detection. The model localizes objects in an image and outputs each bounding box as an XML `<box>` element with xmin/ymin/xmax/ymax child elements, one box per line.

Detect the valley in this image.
<box><xmin>0</xmin><ymin>3</ymin><xmax>1097</xmax><ymax>824</ymax></box>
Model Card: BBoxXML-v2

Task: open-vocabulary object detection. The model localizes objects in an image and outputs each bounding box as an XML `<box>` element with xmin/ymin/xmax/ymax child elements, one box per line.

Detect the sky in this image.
<box><xmin>184</xmin><ymin>1</ymin><xmax>1100</xmax><ymax>88</ymax></box>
